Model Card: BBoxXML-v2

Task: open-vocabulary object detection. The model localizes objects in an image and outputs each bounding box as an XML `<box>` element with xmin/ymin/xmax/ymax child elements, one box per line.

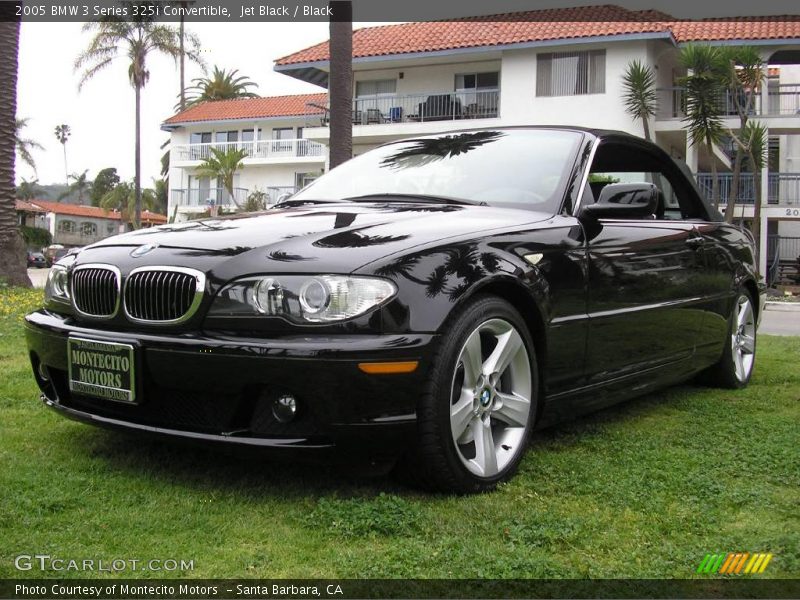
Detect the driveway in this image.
<box><xmin>27</xmin><ymin>268</ymin><xmax>49</xmax><ymax>289</ymax></box>
<box><xmin>761</xmin><ymin>304</ymin><xmax>800</xmax><ymax>336</ymax></box>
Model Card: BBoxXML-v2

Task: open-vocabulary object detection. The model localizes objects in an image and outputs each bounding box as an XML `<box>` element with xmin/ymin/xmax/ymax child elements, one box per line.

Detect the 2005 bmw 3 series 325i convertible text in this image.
<box><xmin>25</xmin><ymin>128</ymin><xmax>765</xmax><ymax>493</ymax></box>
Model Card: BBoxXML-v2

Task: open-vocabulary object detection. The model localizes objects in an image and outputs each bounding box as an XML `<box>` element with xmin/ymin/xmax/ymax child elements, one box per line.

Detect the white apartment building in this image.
<box><xmin>164</xmin><ymin>5</ymin><xmax>800</xmax><ymax>277</ymax></box>
<box><xmin>162</xmin><ymin>93</ymin><xmax>328</xmax><ymax>219</ymax></box>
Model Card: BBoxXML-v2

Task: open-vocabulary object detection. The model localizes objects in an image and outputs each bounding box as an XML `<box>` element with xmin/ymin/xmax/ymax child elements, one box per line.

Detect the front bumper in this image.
<box><xmin>25</xmin><ymin>310</ymin><xmax>436</xmax><ymax>463</ymax></box>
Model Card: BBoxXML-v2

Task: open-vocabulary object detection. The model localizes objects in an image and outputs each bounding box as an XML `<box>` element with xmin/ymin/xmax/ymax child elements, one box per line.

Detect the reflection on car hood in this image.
<box><xmin>87</xmin><ymin>202</ymin><xmax>552</xmax><ymax>270</ymax></box>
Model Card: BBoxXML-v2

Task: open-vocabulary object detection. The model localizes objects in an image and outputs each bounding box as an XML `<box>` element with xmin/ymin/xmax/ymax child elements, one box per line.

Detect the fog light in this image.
<box><xmin>272</xmin><ymin>394</ymin><xmax>297</xmax><ymax>423</ymax></box>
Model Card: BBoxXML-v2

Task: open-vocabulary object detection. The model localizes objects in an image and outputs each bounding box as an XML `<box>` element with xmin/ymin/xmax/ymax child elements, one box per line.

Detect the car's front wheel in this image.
<box><xmin>399</xmin><ymin>296</ymin><xmax>537</xmax><ymax>493</ymax></box>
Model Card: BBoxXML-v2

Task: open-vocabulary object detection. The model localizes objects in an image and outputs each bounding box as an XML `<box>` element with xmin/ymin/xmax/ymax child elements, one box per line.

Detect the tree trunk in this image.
<box><xmin>328</xmin><ymin>0</ymin><xmax>352</xmax><ymax>169</ymax></box>
<box><xmin>726</xmin><ymin>147</ymin><xmax>743</xmax><ymax>224</ymax></box>
<box><xmin>134</xmin><ymin>84</ymin><xmax>142</xmax><ymax>229</ymax></box>
<box><xmin>0</xmin><ymin>20</ymin><xmax>30</xmax><ymax>287</ymax></box>
<box><xmin>642</xmin><ymin>115</ymin><xmax>651</xmax><ymax>142</ymax></box>
<box><xmin>750</xmin><ymin>163</ymin><xmax>762</xmax><ymax>274</ymax></box>
<box><xmin>179</xmin><ymin>13</ymin><xmax>186</xmax><ymax>111</ymax></box>
<box><xmin>707</xmin><ymin>139</ymin><xmax>720</xmax><ymax>210</ymax></box>
<box><xmin>62</xmin><ymin>143</ymin><xmax>68</xmax><ymax>185</ymax></box>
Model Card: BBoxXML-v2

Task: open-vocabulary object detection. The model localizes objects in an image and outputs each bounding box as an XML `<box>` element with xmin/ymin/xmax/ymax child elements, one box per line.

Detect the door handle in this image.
<box><xmin>686</xmin><ymin>236</ymin><xmax>705</xmax><ymax>248</ymax></box>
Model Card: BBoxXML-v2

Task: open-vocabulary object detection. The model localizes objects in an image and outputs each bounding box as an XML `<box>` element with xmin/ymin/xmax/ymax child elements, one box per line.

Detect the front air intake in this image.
<box><xmin>123</xmin><ymin>267</ymin><xmax>205</xmax><ymax>324</ymax></box>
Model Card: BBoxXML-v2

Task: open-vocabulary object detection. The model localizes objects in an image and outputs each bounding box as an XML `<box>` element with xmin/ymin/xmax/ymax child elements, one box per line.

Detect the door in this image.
<box><xmin>582</xmin><ymin>142</ymin><xmax>712</xmax><ymax>383</ymax></box>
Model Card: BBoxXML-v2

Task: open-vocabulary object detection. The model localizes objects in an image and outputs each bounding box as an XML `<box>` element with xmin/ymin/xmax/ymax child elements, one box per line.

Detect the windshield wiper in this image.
<box><xmin>272</xmin><ymin>198</ymin><xmax>338</xmax><ymax>209</ymax></box>
<box><xmin>340</xmin><ymin>193</ymin><xmax>486</xmax><ymax>206</ymax></box>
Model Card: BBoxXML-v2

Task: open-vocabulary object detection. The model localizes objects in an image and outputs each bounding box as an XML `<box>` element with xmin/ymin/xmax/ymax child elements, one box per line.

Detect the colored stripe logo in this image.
<box><xmin>697</xmin><ymin>553</ymin><xmax>773</xmax><ymax>575</ymax></box>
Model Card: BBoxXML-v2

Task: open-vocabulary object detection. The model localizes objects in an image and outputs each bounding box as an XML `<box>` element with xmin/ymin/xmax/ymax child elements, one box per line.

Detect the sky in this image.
<box><xmin>16</xmin><ymin>0</ymin><xmax>799</xmax><ymax>189</ymax></box>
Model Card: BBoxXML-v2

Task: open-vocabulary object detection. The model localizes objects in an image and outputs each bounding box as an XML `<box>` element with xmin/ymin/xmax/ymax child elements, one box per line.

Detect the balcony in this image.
<box><xmin>172</xmin><ymin>139</ymin><xmax>326</xmax><ymax>164</ymax></box>
<box><xmin>656</xmin><ymin>85</ymin><xmax>800</xmax><ymax>120</ymax></box>
<box><xmin>306</xmin><ymin>90</ymin><xmax>501</xmax><ymax>127</ymax></box>
<box><xmin>694</xmin><ymin>172</ymin><xmax>800</xmax><ymax>205</ymax></box>
<box><xmin>170</xmin><ymin>187</ymin><xmax>249</xmax><ymax>207</ymax></box>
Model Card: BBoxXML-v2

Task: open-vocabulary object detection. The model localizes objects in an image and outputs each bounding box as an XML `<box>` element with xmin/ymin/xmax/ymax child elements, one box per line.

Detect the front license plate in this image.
<box><xmin>68</xmin><ymin>337</ymin><xmax>136</xmax><ymax>403</ymax></box>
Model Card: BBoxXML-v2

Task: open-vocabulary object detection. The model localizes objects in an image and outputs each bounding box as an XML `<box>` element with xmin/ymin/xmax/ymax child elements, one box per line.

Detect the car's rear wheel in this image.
<box><xmin>702</xmin><ymin>291</ymin><xmax>757</xmax><ymax>389</ymax></box>
<box><xmin>398</xmin><ymin>296</ymin><xmax>537</xmax><ymax>493</ymax></box>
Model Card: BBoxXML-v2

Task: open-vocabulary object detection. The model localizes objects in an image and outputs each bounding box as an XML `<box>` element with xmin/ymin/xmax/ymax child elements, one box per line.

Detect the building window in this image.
<box><xmin>107</xmin><ymin>223</ymin><xmax>116</xmax><ymax>235</ymax></box>
<box><xmin>536</xmin><ymin>50</ymin><xmax>606</xmax><ymax>97</ymax></box>
<box><xmin>355</xmin><ymin>79</ymin><xmax>396</xmax><ymax>98</ymax></box>
<box><xmin>214</xmin><ymin>130</ymin><xmax>238</xmax><ymax>145</ymax></box>
<box><xmin>81</xmin><ymin>222</ymin><xmax>97</xmax><ymax>237</ymax></box>
<box><xmin>57</xmin><ymin>219</ymin><xmax>76</xmax><ymax>234</ymax></box>
<box><xmin>455</xmin><ymin>72</ymin><xmax>500</xmax><ymax>117</ymax></box>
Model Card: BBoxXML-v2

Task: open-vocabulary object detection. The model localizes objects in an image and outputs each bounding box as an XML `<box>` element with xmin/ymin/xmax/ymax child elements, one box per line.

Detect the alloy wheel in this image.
<box><xmin>449</xmin><ymin>318</ymin><xmax>532</xmax><ymax>477</ymax></box>
<box><xmin>731</xmin><ymin>295</ymin><xmax>756</xmax><ymax>383</ymax></box>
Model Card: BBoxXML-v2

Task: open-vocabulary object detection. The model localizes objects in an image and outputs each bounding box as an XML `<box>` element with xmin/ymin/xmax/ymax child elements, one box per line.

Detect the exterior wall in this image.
<box><xmin>50</xmin><ymin>213</ymin><xmax>125</xmax><ymax>247</ymax></box>
<box><xmin>499</xmin><ymin>39</ymin><xmax>650</xmax><ymax>135</ymax></box>
<box><xmin>352</xmin><ymin>59</ymin><xmax>502</xmax><ymax>97</ymax></box>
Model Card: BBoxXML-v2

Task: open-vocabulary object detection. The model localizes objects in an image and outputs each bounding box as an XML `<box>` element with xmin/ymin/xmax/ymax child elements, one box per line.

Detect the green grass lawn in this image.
<box><xmin>0</xmin><ymin>287</ymin><xmax>798</xmax><ymax>579</ymax></box>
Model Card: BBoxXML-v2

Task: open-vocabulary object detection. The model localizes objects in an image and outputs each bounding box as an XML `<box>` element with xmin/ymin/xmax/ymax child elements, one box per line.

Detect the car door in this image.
<box><xmin>585</xmin><ymin>218</ymin><xmax>704</xmax><ymax>382</ymax></box>
<box><xmin>581</xmin><ymin>140</ymin><xmax>709</xmax><ymax>384</ymax></box>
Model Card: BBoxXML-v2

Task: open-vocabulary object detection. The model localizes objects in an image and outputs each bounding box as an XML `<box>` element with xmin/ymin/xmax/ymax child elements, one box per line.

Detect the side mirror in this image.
<box><xmin>582</xmin><ymin>182</ymin><xmax>659</xmax><ymax>220</ymax></box>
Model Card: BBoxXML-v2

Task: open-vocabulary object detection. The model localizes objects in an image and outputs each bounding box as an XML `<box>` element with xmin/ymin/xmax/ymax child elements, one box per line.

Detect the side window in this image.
<box><xmin>587</xmin><ymin>141</ymin><xmax>706</xmax><ymax>220</ymax></box>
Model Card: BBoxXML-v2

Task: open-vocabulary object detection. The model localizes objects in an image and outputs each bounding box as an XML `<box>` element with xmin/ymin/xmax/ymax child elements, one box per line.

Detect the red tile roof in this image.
<box><xmin>163</xmin><ymin>93</ymin><xmax>328</xmax><ymax>125</ymax></box>
<box><xmin>21</xmin><ymin>200</ymin><xmax>167</xmax><ymax>224</ymax></box>
<box><xmin>274</xmin><ymin>5</ymin><xmax>800</xmax><ymax>66</ymax></box>
<box><xmin>15</xmin><ymin>199</ymin><xmax>45</xmax><ymax>213</ymax></box>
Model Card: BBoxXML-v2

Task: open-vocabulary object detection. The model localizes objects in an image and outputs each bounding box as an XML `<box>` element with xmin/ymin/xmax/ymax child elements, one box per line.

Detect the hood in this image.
<box><xmin>80</xmin><ymin>202</ymin><xmax>552</xmax><ymax>276</ymax></box>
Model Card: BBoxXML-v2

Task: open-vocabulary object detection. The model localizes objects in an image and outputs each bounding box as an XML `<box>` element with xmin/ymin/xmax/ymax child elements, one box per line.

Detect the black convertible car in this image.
<box><xmin>25</xmin><ymin>127</ymin><xmax>765</xmax><ymax>492</ymax></box>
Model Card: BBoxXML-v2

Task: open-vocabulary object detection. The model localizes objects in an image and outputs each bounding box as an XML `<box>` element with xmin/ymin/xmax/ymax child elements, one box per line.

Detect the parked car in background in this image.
<box><xmin>25</xmin><ymin>127</ymin><xmax>765</xmax><ymax>493</ymax></box>
<box><xmin>26</xmin><ymin>251</ymin><xmax>47</xmax><ymax>269</ymax></box>
<box><xmin>44</xmin><ymin>245</ymin><xmax>69</xmax><ymax>267</ymax></box>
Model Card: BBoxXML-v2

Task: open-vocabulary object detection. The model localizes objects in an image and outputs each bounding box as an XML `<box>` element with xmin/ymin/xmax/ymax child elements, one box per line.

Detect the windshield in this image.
<box><xmin>293</xmin><ymin>129</ymin><xmax>583</xmax><ymax>212</ymax></box>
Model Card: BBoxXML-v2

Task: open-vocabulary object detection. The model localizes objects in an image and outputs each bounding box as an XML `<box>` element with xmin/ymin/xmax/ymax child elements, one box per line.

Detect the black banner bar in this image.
<box><xmin>2</xmin><ymin>579</ymin><xmax>800</xmax><ymax>599</ymax></box>
<box><xmin>5</xmin><ymin>0</ymin><xmax>800</xmax><ymax>23</ymax></box>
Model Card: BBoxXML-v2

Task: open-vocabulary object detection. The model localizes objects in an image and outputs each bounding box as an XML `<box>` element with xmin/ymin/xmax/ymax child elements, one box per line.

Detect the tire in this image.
<box><xmin>397</xmin><ymin>296</ymin><xmax>538</xmax><ymax>493</ymax></box>
<box><xmin>701</xmin><ymin>290</ymin><xmax>757</xmax><ymax>389</ymax></box>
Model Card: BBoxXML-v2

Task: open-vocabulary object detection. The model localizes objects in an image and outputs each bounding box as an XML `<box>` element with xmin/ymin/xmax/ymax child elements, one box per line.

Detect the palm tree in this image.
<box><xmin>184</xmin><ymin>66</ymin><xmax>258</xmax><ymax>107</ymax></box>
<box><xmin>719</xmin><ymin>46</ymin><xmax>765</xmax><ymax>225</ymax></box>
<box><xmin>54</xmin><ymin>124</ymin><xmax>71</xmax><ymax>184</ymax></box>
<box><xmin>0</xmin><ymin>20</ymin><xmax>30</xmax><ymax>286</ymax></box>
<box><xmin>59</xmin><ymin>170</ymin><xmax>91</xmax><ymax>203</ymax></box>
<box><xmin>621</xmin><ymin>60</ymin><xmax>657</xmax><ymax>141</ymax></box>
<box><xmin>15</xmin><ymin>118</ymin><xmax>44</xmax><ymax>175</ymax></box>
<box><xmin>76</xmin><ymin>16</ymin><xmax>201</xmax><ymax>229</ymax></box>
<box><xmin>100</xmin><ymin>180</ymin><xmax>156</xmax><ymax>229</ymax></box>
<box><xmin>679</xmin><ymin>45</ymin><xmax>725</xmax><ymax>210</ymax></box>
<box><xmin>742</xmin><ymin>121</ymin><xmax>767</xmax><ymax>271</ymax></box>
<box><xmin>195</xmin><ymin>147</ymin><xmax>248</xmax><ymax>209</ymax></box>
<box><xmin>177</xmin><ymin>1</ymin><xmax>197</xmax><ymax>112</ymax></box>
<box><xmin>17</xmin><ymin>178</ymin><xmax>46</xmax><ymax>201</ymax></box>
<box><xmin>328</xmin><ymin>1</ymin><xmax>353</xmax><ymax>168</ymax></box>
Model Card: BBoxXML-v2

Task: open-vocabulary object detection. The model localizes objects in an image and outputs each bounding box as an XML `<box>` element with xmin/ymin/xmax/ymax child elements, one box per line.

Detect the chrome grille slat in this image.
<box><xmin>71</xmin><ymin>265</ymin><xmax>119</xmax><ymax>318</ymax></box>
<box><xmin>123</xmin><ymin>267</ymin><xmax>204</xmax><ymax>324</ymax></box>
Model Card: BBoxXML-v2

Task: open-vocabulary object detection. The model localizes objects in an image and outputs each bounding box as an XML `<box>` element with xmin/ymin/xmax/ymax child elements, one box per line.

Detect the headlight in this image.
<box><xmin>44</xmin><ymin>265</ymin><xmax>70</xmax><ymax>304</ymax></box>
<box><xmin>209</xmin><ymin>275</ymin><xmax>396</xmax><ymax>323</ymax></box>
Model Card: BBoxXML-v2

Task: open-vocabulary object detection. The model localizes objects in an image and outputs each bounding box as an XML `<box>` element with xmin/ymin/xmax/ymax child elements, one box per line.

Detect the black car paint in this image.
<box><xmin>24</xmin><ymin>128</ymin><xmax>763</xmax><ymax>463</ymax></box>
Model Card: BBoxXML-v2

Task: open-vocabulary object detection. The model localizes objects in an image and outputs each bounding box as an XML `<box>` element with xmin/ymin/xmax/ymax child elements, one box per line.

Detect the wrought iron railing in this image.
<box><xmin>307</xmin><ymin>90</ymin><xmax>501</xmax><ymax>126</ymax></box>
<box><xmin>694</xmin><ymin>173</ymin><xmax>800</xmax><ymax>206</ymax></box>
<box><xmin>173</xmin><ymin>139</ymin><xmax>325</xmax><ymax>161</ymax></box>
<box><xmin>170</xmin><ymin>187</ymin><xmax>249</xmax><ymax>207</ymax></box>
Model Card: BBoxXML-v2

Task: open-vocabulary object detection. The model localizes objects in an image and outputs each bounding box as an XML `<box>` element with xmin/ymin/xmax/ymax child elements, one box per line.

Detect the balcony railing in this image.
<box><xmin>695</xmin><ymin>172</ymin><xmax>800</xmax><ymax>205</ymax></box>
<box><xmin>307</xmin><ymin>90</ymin><xmax>501</xmax><ymax>127</ymax></box>
<box><xmin>265</xmin><ymin>186</ymin><xmax>297</xmax><ymax>205</ymax></box>
<box><xmin>658</xmin><ymin>85</ymin><xmax>800</xmax><ymax>119</ymax></box>
<box><xmin>173</xmin><ymin>139</ymin><xmax>325</xmax><ymax>162</ymax></box>
<box><xmin>170</xmin><ymin>187</ymin><xmax>249</xmax><ymax>207</ymax></box>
